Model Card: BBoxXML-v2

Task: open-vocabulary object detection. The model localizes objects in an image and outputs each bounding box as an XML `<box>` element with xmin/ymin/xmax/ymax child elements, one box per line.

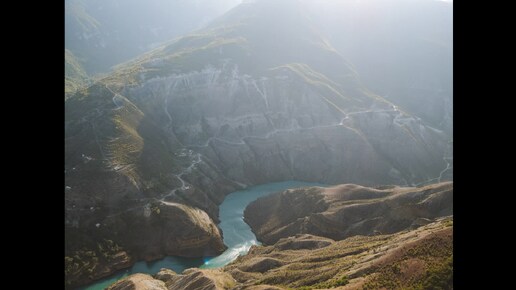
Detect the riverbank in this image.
<box><xmin>79</xmin><ymin>181</ymin><xmax>326</xmax><ymax>290</ymax></box>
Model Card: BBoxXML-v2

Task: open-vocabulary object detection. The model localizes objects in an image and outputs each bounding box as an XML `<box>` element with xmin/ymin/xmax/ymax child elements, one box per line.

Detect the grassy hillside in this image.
<box><xmin>65</xmin><ymin>49</ymin><xmax>89</xmax><ymax>97</ymax></box>
<box><xmin>108</xmin><ymin>218</ymin><xmax>453</xmax><ymax>289</ymax></box>
<box><xmin>224</xmin><ymin>217</ymin><xmax>453</xmax><ymax>289</ymax></box>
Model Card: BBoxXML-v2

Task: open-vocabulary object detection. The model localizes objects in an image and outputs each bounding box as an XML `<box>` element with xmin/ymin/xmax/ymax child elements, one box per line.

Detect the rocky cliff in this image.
<box><xmin>65</xmin><ymin>201</ymin><xmax>225</xmax><ymax>288</ymax></box>
<box><xmin>245</xmin><ymin>182</ymin><xmax>452</xmax><ymax>244</ymax></box>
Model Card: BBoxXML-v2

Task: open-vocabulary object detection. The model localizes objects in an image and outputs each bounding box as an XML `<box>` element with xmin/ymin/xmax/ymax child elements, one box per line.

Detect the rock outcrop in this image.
<box><xmin>65</xmin><ymin>201</ymin><xmax>225</xmax><ymax>288</ymax></box>
<box><xmin>245</xmin><ymin>182</ymin><xmax>452</xmax><ymax>244</ymax></box>
<box><xmin>103</xmin><ymin>201</ymin><xmax>226</xmax><ymax>259</ymax></box>
<box><xmin>65</xmin><ymin>247</ymin><xmax>133</xmax><ymax>289</ymax></box>
<box><xmin>273</xmin><ymin>234</ymin><xmax>334</xmax><ymax>251</ymax></box>
<box><xmin>111</xmin><ymin>268</ymin><xmax>236</xmax><ymax>290</ymax></box>
<box><xmin>155</xmin><ymin>268</ymin><xmax>236</xmax><ymax>290</ymax></box>
<box><xmin>107</xmin><ymin>273</ymin><xmax>167</xmax><ymax>290</ymax></box>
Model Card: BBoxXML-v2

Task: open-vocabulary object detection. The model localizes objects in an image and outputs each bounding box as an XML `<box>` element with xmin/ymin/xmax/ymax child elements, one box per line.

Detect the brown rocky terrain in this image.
<box><xmin>107</xmin><ymin>273</ymin><xmax>168</xmax><ymax>290</ymax></box>
<box><xmin>65</xmin><ymin>245</ymin><xmax>133</xmax><ymax>288</ymax></box>
<box><xmin>108</xmin><ymin>218</ymin><xmax>452</xmax><ymax>289</ymax></box>
<box><xmin>109</xmin><ymin>268</ymin><xmax>236</xmax><ymax>290</ymax></box>
<box><xmin>244</xmin><ymin>182</ymin><xmax>452</xmax><ymax>244</ymax></box>
<box><xmin>65</xmin><ymin>201</ymin><xmax>225</xmax><ymax>288</ymax></box>
<box><xmin>103</xmin><ymin>201</ymin><xmax>226</xmax><ymax>259</ymax></box>
<box><xmin>227</xmin><ymin>217</ymin><xmax>453</xmax><ymax>289</ymax></box>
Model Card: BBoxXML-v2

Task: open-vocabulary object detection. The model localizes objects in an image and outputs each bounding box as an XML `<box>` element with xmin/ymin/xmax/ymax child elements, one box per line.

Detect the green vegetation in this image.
<box><xmin>65</xmin><ymin>239</ymin><xmax>125</xmax><ymax>287</ymax></box>
<box><xmin>144</xmin><ymin>36</ymin><xmax>249</xmax><ymax>79</ymax></box>
<box><xmin>442</xmin><ymin>219</ymin><xmax>453</xmax><ymax>227</ymax></box>
<box><xmin>415</xmin><ymin>256</ymin><xmax>453</xmax><ymax>290</ymax></box>
<box><xmin>152</xmin><ymin>204</ymin><xmax>161</xmax><ymax>215</ymax></box>
<box><xmin>228</xmin><ymin>234</ymin><xmax>390</xmax><ymax>289</ymax></box>
<box><xmin>224</xmin><ymin>220</ymin><xmax>452</xmax><ymax>290</ymax></box>
<box><xmin>65</xmin><ymin>49</ymin><xmax>89</xmax><ymax>97</ymax></box>
<box><xmin>285</xmin><ymin>274</ymin><xmax>350</xmax><ymax>289</ymax></box>
<box><xmin>107</xmin><ymin>96</ymin><xmax>145</xmax><ymax>185</ymax></box>
<box><xmin>332</xmin><ymin>276</ymin><xmax>349</xmax><ymax>287</ymax></box>
<box><xmin>311</xmin><ymin>275</ymin><xmax>349</xmax><ymax>288</ymax></box>
<box><xmin>362</xmin><ymin>228</ymin><xmax>453</xmax><ymax>290</ymax></box>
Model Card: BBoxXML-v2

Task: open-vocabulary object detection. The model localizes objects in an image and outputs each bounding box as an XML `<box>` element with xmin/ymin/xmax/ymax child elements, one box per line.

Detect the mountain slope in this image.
<box><xmin>245</xmin><ymin>182</ymin><xmax>452</xmax><ymax>244</ymax></box>
<box><xmin>304</xmin><ymin>0</ymin><xmax>453</xmax><ymax>133</ymax></box>
<box><xmin>65</xmin><ymin>0</ymin><xmax>241</xmax><ymax>74</ymax></box>
<box><xmin>65</xmin><ymin>0</ymin><xmax>452</xmax><ymax>287</ymax></box>
<box><xmin>109</xmin><ymin>218</ymin><xmax>453</xmax><ymax>289</ymax></box>
<box><xmin>65</xmin><ymin>49</ymin><xmax>89</xmax><ymax>98</ymax></box>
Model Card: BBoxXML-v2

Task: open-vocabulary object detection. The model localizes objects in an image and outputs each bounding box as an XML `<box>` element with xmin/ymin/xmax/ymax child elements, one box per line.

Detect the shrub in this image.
<box><xmin>333</xmin><ymin>276</ymin><xmax>349</xmax><ymax>287</ymax></box>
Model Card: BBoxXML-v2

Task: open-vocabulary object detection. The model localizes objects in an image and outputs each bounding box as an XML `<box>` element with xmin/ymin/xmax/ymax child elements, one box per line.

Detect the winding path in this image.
<box><xmin>187</xmin><ymin>107</ymin><xmax>404</xmax><ymax>149</ymax></box>
<box><xmin>414</xmin><ymin>141</ymin><xmax>453</xmax><ymax>187</ymax></box>
<box><xmin>437</xmin><ymin>156</ymin><xmax>453</xmax><ymax>183</ymax></box>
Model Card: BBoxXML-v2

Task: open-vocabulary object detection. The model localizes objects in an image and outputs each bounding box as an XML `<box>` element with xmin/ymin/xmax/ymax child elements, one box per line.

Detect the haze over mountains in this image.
<box><xmin>65</xmin><ymin>0</ymin><xmax>241</xmax><ymax>97</ymax></box>
<box><xmin>65</xmin><ymin>0</ymin><xmax>241</xmax><ymax>74</ymax></box>
<box><xmin>65</xmin><ymin>0</ymin><xmax>452</xmax><ymax>288</ymax></box>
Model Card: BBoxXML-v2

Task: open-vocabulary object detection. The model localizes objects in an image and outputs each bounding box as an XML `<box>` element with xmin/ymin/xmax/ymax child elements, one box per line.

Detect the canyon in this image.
<box><xmin>65</xmin><ymin>0</ymin><xmax>452</xmax><ymax>288</ymax></box>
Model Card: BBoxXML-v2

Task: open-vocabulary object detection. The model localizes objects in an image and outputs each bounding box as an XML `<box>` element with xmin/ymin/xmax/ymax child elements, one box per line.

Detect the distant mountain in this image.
<box><xmin>65</xmin><ymin>0</ymin><xmax>452</xmax><ymax>287</ymax></box>
<box><xmin>304</xmin><ymin>0</ymin><xmax>453</xmax><ymax>132</ymax></box>
<box><xmin>65</xmin><ymin>0</ymin><xmax>241</xmax><ymax>74</ymax></box>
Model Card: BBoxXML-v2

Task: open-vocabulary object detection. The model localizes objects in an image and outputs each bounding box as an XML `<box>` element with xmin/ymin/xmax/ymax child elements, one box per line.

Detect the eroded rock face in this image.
<box><xmin>106</xmin><ymin>268</ymin><xmax>237</xmax><ymax>290</ymax></box>
<box><xmin>245</xmin><ymin>182</ymin><xmax>453</xmax><ymax>244</ymax></box>
<box><xmin>107</xmin><ymin>273</ymin><xmax>167</xmax><ymax>290</ymax></box>
<box><xmin>103</xmin><ymin>201</ymin><xmax>226</xmax><ymax>260</ymax></box>
<box><xmin>127</xmin><ymin>65</ymin><xmax>449</xmax><ymax>187</ymax></box>
<box><xmin>155</xmin><ymin>268</ymin><xmax>236</xmax><ymax>290</ymax></box>
<box><xmin>65</xmin><ymin>201</ymin><xmax>225</xmax><ymax>289</ymax></box>
<box><xmin>65</xmin><ymin>249</ymin><xmax>133</xmax><ymax>289</ymax></box>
